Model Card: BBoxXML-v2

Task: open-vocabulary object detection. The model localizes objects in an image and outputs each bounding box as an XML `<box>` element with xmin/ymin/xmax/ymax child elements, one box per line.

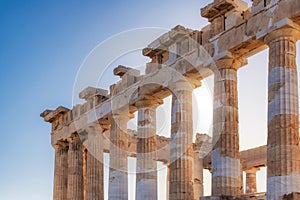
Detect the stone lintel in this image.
<box><xmin>41</xmin><ymin>106</ymin><xmax>70</xmax><ymax>123</ymax></box>
<box><xmin>113</xmin><ymin>65</ymin><xmax>140</xmax><ymax>78</ymax></box>
<box><xmin>201</xmin><ymin>0</ymin><xmax>247</xmax><ymax>22</ymax></box>
<box><xmin>79</xmin><ymin>87</ymin><xmax>108</xmax><ymax>101</ymax></box>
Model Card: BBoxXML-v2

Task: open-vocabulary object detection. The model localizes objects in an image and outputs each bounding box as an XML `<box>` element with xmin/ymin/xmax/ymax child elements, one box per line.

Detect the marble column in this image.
<box><xmin>169</xmin><ymin>80</ymin><xmax>194</xmax><ymax>200</ymax></box>
<box><xmin>245</xmin><ymin>168</ymin><xmax>259</xmax><ymax>194</ymax></box>
<box><xmin>240</xmin><ymin>164</ymin><xmax>244</xmax><ymax>195</ymax></box>
<box><xmin>135</xmin><ymin>97</ymin><xmax>162</xmax><ymax>200</ymax></box>
<box><xmin>86</xmin><ymin>122</ymin><xmax>107</xmax><ymax>200</ymax></box>
<box><xmin>53</xmin><ymin>141</ymin><xmax>68</xmax><ymax>200</ymax></box>
<box><xmin>109</xmin><ymin>111</ymin><xmax>129</xmax><ymax>200</ymax></box>
<box><xmin>264</xmin><ymin>28</ymin><xmax>300</xmax><ymax>199</ymax></box>
<box><xmin>83</xmin><ymin>148</ymin><xmax>87</xmax><ymax>200</ymax></box>
<box><xmin>193</xmin><ymin>151</ymin><xmax>204</xmax><ymax>199</ymax></box>
<box><xmin>67</xmin><ymin>134</ymin><xmax>84</xmax><ymax>200</ymax></box>
<box><xmin>166</xmin><ymin>164</ymin><xmax>170</xmax><ymax>200</ymax></box>
<box><xmin>212</xmin><ymin>57</ymin><xmax>244</xmax><ymax>197</ymax></box>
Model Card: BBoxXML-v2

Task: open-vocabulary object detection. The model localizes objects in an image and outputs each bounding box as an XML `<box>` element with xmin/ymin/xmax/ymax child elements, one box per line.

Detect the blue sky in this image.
<box><xmin>0</xmin><ymin>0</ymin><xmax>296</xmax><ymax>199</ymax></box>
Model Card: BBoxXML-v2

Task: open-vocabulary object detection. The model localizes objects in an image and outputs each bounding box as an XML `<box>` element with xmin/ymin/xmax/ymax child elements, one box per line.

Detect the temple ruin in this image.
<box><xmin>41</xmin><ymin>0</ymin><xmax>300</xmax><ymax>199</ymax></box>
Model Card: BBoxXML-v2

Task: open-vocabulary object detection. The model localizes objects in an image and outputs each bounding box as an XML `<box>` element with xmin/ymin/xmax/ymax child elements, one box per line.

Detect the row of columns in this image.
<box><xmin>108</xmin><ymin>85</ymin><xmax>198</xmax><ymax>200</ymax></box>
<box><xmin>53</xmin><ymin>123</ymin><xmax>107</xmax><ymax>200</ymax></box>
<box><xmin>52</xmin><ymin>27</ymin><xmax>300</xmax><ymax>200</ymax></box>
<box><xmin>53</xmin><ymin>136</ymin><xmax>85</xmax><ymax>200</ymax></box>
<box><xmin>52</xmin><ymin>89</ymin><xmax>199</xmax><ymax>200</ymax></box>
<box><xmin>210</xmin><ymin>27</ymin><xmax>300</xmax><ymax>199</ymax></box>
<box><xmin>53</xmin><ymin>132</ymin><xmax>262</xmax><ymax>200</ymax></box>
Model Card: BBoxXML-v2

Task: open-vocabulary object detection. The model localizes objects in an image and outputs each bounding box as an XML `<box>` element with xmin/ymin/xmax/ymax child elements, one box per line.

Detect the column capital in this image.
<box><xmin>98</xmin><ymin>119</ymin><xmax>110</xmax><ymax>130</ymax></box>
<box><xmin>215</xmin><ymin>56</ymin><xmax>247</xmax><ymax>70</ymax></box>
<box><xmin>184</xmin><ymin>76</ymin><xmax>202</xmax><ymax>89</ymax></box>
<box><xmin>110</xmin><ymin>109</ymin><xmax>133</xmax><ymax>119</ymax></box>
<box><xmin>168</xmin><ymin>79</ymin><xmax>197</xmax><ymax>93</ymax></box>
<box><xmin>67</xmin><ymin>133</ymin><xmax>81</xmax><ymax>144</ymax></box>
<box><xmin>264</xmin><ymin>27</ymin><xmax>300</xmax><ymax>45</ymax></box>
<box><xmin>244</xmin><ymin>168</ymin><xmax>260</xmax><ymax>174</ymax></box>
<box><xmin>135</xmin><ymin>95</ymin><xmax>163</xmax><ymax>109</ymax></box>
<box><xmin>85</xmin><ymin>121</ymin><xmax>109</xmax><ymax>137</ymax></box>
<box><xmin>53</xmin><ymin>140</ymin><xmax>68</xmax><ymax>151</ymax></box>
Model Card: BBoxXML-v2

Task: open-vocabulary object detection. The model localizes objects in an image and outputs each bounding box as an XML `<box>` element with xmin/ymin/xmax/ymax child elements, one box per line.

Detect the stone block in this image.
<box><xmin>169</xmin><ymin>25</ymin><xmax>190</xmax><ymax>40</ymax></box>
<box><xmin>178</xmin><ymin>38</ymin><xmax>189</xmax><ymax>56</ymax></box>
<box><xmin>113</xmin><ymin>65</ymin><xmax>140</xmax><ymax>78</ymax></box>
<box><xmin>201</xmin><ymin>25</ymin><xmax>212</xmax><ymax>45</ymax></box>
<box><xmin>145</xmin><ymin>63</ymin><xmax>160</xmax><ymax>74</ymax></box>
<box><xmin>79</xmin><ymin>87</ymin><xmax>108</xmax><ymax>101</ymax></box>
<box><xmin>251</xmin><ymin>0</ymin><xmax>264</xmax><ymax>14</ymax></box>
<box><xmin>212</xmin><ymin>15</ymin><xmax>225</xmax><ymax>36</ymax></box>
<box><xmin>201</xmin><ymin>0</ymin><xmax>247</xmax><ymax>22</ymax></box>
<box><xmin>41</xmin><ymin>106</ymin><xmax>70</xmax><ymax>123</ymax></box>
<box><xmin>160</xmin><ymin>32</ymin><xmax>174</xmax><ymax>47</ymax></box>
<box><xmin>218</xmin><ymin>23</ymin><xmax>245</xmax><ymax>53</ymax></box>
<box><xmin>190</xmin><ymin>30</ymin><xmax>201</xmax><ymax>49</ymax></box>
<box><xmin>225</xmin><ymin>10</ymin><xmax>243</xmax><ymax>30</ymax></box>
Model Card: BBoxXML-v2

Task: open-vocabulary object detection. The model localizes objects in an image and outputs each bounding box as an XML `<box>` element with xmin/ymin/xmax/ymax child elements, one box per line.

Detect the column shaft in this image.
<box><xmin>245</xmin><ymin>169</ymin><xmax>258</xmax><ymax>194</ymax></box>
<box><xmin>193</xmin><ymin>152</ymin><xmax>204</xmax><ymax>199</ymax></box>
<box><xmin>67</xmin><ymin>135</ymin><xmax>84</xmax><ymax>200</ymax></box>
<box><xmin>212</xmin><ymin>58</ymin><xmax>241</xmax><ymax>196</ymax></box>
<box><xmin>170</xmin><ymin>83</ymin><xmax>194</xmax><ymax>200</ymax></box>
<box><xmin>265</xmin><ymin>28</ymin><xmax>300</xmax><ymax>199</ymax></box>
<box><xmin>86</xmin><ymin>125</ymin><xmax>105</xmax><ymax>200</ymax></box>
<box><xmin>166</xmin><ymin>164</ymin><xmax>170</xmax><ymax>200</ymax></box>
<box><xmin>109</xmin><ymin>112</ymin><xmax>129</xmax><ymax>200</ymax></box>
<box><xmin>136</xmin><ymin>100</ymin><xmax>160</xmax><ymax>200</ymax></box>
<box><xmin>53</xmin><ymin>142</ymin><xmax>68</xmax><ymax>200</ymax></box>
<box><xmin>83</xmin><ymin>148</ymin><xmax>87</xmax><ymax>200</ymax></box>
<box><xmin>240</xmin><ymin>164</ymin><xmax>244</xmax><ymax>195</ymax></box>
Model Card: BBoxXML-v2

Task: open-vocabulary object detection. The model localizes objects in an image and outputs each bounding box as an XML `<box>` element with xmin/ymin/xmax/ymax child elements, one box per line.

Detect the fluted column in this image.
<box><xmin>193</xmin><ymin>151</ymin><xmax>204</xmax><ymax>199</ymax></box>
<box><xmin>212</xmin><ymin>57</ymin><xmax>244</xmax><ymax>197</ymax></box>
<box><xmin>135</xmin><ymin>97</ymin><xmax>162</xmax><ymax>200</ymax></box>
<box><xmin>166</xmin><ymin>164</ymin><xmax>170</xmax><ymax>200</ymax></box>
<box><xmin>264</xmin><ymin>28</ymin><xmax>300</xmax><ymax>199</ymax></box>
<box><xmin>169</xmin><ymin>80</ymin><xmax>194</xmax><ymax>200</ymax></box>
<box><xmin>83</xmin><ymin>148</ymin><xmax>87</xmax><ymax>200</ymax></box>
<box><xmin>245</xmin><ymin>168</ymin><xmax>259</xmax><ymax>194</ymax></box>
<box><xmin>67</xmin><ymin>134</ymin><xmax>84</xmax><ymax>200</ymax></box>
<box><xmin>109</xmin><ymin>111</ymin><xmax>129</xmax><ymax>200</ymax></box>
<box><xmin>86</xmin><ymin>122</ymin><xmax>107</xmax><ymax>200</ymax></box>
<box><xmin>239</xmin><ymin>164</ymin><xmax>244</xmax><ymax>195</ymax></box>
<box><xmin>53</xmin><ymin>141</ymin><xmax>68</xmax><ymax>200</ymax></box>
